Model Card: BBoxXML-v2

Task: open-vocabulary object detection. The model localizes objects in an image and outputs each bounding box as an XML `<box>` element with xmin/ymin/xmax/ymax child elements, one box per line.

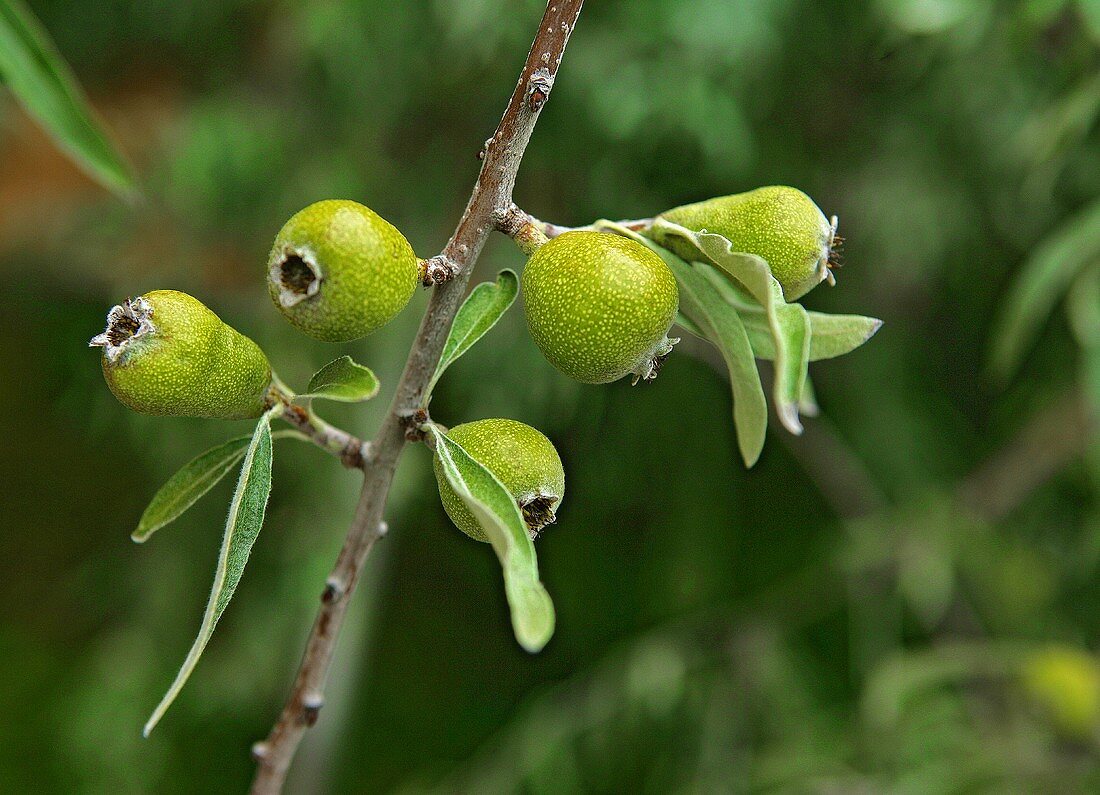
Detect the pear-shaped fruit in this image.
<box><xmin>658</xmin><ymin>185</ymin><xmax>838</xmax><ymax>300</ymax></box>
<box><xmin>434</xmin><ymin>418</ymin><xmax>565</xmax><ymax>542</ymax></box>
<box><xmin>522</xmin><ymin>231</ymin><xmax>679</xmax><ymax>384</ymax></box>
<box><xmin>90</xmin><ymin>290</ymin><xmax>272</xmax><ymax>419</ymax></box>
<box><xmin>268</xmin><ymin>199</ymin><xmax>419</xmax><ymax>342</ymax></box>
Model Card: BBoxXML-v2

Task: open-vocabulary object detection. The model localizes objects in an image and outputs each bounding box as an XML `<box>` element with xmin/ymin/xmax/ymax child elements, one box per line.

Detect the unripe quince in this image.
<box><xmin>522</xmin><ymin>231</ymin><xmax>679</xmax><ymax>385</ymax></box>
<box><xmin>434</xmin><ymin>418</ymin><xmax>565</xmax><ymax>543</ymax></box>
<box><xmin>268</xmin><ymin>199</ymin><xmax>419</xmax><ymax>342</ymax></box>
<box><xmin>1021</xmin><ymin>646</ymin><xmax>1100</xmax><ymax>740</ymax></box>
<box><xmin>90</xmin><ymin>290</ymin><xmax>272</xmax><ymax>419</ymax></box>
<box><xmin>658</xmin><ymin>185</ymin><xmax>839</xmax><ymax>301</ymax></box>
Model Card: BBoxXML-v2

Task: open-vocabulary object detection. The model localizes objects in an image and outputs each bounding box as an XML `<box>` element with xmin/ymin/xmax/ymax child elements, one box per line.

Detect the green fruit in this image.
<box><xmin>658</xmin><ymin>185</ymin><xmax>839</xmax><ymax>301</ymax></box>
<box><xmin>90</xmin><ymin>290</ymin><xmax>272</xmax><ymax>419</ymax></box>
<box><xmin>268</xmin><ymin>199</ymin><xmax>419</xmax><ymax>342</ymax></box>
<box><xmin>522</xmin><ymin>231</ymin><xmax>679</xmax><ymax>384</ymax></box>
<box><xmin>1021</xmin><ymin>646</ymin><xmax>1100</xmax><ymax>740</ymax></box>
<box><xmin>434</xmin><ymin>418</ymin><xmax>565</xmax><ymax>543</ymax></box>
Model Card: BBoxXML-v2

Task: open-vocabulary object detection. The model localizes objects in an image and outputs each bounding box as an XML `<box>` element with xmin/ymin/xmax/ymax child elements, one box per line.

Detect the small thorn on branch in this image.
<box><xmin>302</xmin><ymin>695</ymin><xmax>324</xmax><ymax>727</ymax></box>
<box><xmin>477</xmin><ymin>135</ymin><xmax>496</xmax><ymax>160</ymax></box>
<box><xmin>420</xmin><ymin>255</ymin><xmax>460</xmax><ymax>286</ymax></box>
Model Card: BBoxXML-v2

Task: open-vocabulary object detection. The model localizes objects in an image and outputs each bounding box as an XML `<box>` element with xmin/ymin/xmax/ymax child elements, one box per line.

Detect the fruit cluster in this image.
<box><xmin>90</xmin><ymin>186</ymin><xmax>839</xmax><ymax>540</ymax></box>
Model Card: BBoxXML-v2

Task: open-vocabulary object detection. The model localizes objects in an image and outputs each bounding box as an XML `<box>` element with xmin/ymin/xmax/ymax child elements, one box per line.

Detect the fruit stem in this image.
<box><xmin>266</xmin><ymin>377</ymin><xmax>370</xmax><ymax>469</ymax></box>
<box><xmin>498</xmin><ymin>204</ymin><xmax>549</xmax><ymax>255</ymax></box>
<box><xmin>513</xmin><ymin>222</ymin><xmax>549</xmax><ymax>255</ymax></box>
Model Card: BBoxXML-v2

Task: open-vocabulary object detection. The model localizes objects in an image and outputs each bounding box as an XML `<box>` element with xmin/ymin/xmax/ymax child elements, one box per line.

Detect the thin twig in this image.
<box><xmin>249</xmin><ymin>3</ymin><xmax>584</xmax><ymax>792</ymax></box>
<box><xmin>277</xmin><ymin>403</ymin><xmax>370</xmax><ymax>471</ymax></box>
<box><xmin>266</xmin><ymin>384</ymin><xmax>370</xmax><ymax>470</ymax></box>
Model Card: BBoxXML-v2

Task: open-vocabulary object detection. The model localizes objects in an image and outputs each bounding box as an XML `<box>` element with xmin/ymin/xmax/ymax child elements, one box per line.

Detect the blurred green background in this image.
<box><xmin>2</xmin><ymin>0</ymin><xmax>1099</xmax><ymax>791</ymax></box>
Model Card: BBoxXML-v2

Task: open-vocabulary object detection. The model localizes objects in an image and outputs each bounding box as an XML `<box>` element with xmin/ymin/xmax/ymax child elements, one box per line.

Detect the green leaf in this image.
<box><xmin>672</xmin><ymin>262</ymin><xmax>770</xmax><ymax>466</ymax></box>
<box><xmin>425</xmin><ymin>270</ymin><xmax>519</xmax><ymax>403</ymax></box>
<box><xmin>649</xmin><ymin>219</ymin><xmax>811</xmax><ymax>435</ymax></box>
<box><xmin>301</xmin><ymin>356</ymin><xmax>380</xmax><ymax>402</ymax></box>
<box><xmin>599</xmin><ymin>221</ymin><xmax>768</xmax><ymax>467</ymax></box>
<box><xmin>805</xmin><ymin>313</ymin><xmax>884</xmax><ymax>360</ymax></box>
<box><xmin>675</xmin><ymin>311</ymin><xmax>707</xmax><ymax>339</ymax></box>
<box><xmin>0</xmin><ymin>0</ymin><xmax>136</xmax><ymax>198</ymax></box>
<box><xmin>143</xmin><ymin>411</ymin><xmax>274</xmax><ymax>736</ymax></box>
<box><xmin>426</xmin><ymin>424</ymin><xmax>554</xmax><ymax>652</ymax></box>
<box><xmin>990</xmin><ymin>199</ymin><xmax>1100</xmax><ymax>380</ymax></box>
<box><xmin>702</xmin><ymin>273</ymin><xmax>882</xmax><ymax>361</ymax></box>
<box><xmin>132</xmin><ymin>430</ymin><xmax>304</xmax><ymax>543</ymax></box>
<box><xmin>133</xmin><ymin>437</ymin><xmax>251</xmax><ymax>543</ymax></box>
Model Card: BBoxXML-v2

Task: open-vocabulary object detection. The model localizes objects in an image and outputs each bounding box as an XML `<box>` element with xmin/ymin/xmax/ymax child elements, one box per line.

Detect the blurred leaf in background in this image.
<box><xmin>0</xmin><ymin>0</ymin><xmax>135</xmax><ymax>196</ymax></box>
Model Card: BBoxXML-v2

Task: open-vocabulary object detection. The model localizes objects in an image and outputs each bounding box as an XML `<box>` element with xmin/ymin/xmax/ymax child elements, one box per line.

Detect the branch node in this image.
<box><xmin>341</xmin><ymin>439</ymin><xmax>367</xmax><ymax>470</ymax></box>
<box><xmin>420</xmin><ymin>255</ymin><xmax>459</xmax><ymax>286</ymax></box>
<box><xmin>527</xmin><ymin>67</ymin><xmax>554</xmax><ymax>111</ymax></box>
<box><xmin>302</xmin><ymin>695</ymin><xmax>324</xmax><ymax>727</ymax></box>
<box><xmin>321</xmin><ymin>578</ymin><xmax>345</xmax><ymax>605</ymax></box>
<box><xmin>400</xmin><ymin>408</ymin><xmax>431</xmax><ymax>442</ymax></box>
<box><xmin>376</xmin><ymin>520</ymin><xmax>389</xmax><ymax>538</ymax></box>
<box><xmin>251</xmin><ymin>742</ymin><xmax>270</xmax><ymax>762</ymax></box>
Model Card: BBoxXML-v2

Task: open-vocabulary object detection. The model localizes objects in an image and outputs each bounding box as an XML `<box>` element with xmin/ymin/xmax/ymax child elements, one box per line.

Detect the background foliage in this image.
<box><xmin>1</xmin><ymin>0</ymin><xmax>1098</xmax><ymax>791</ymax></box>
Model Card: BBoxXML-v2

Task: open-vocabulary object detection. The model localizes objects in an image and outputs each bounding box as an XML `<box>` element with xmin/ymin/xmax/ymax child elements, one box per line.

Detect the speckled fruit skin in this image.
<box><xmin>434</xmin><ymin>419</ymin><xmax>565</xmax><ymax>543</ymax></box>
<box><xmin>522</xmin><ymin>231</ymin><xmax>678</xmax><ymax>384</ymax></box>
<box><xmin>659</xmin><ymin>186</ymin><xmax>833</xmax><ymax>301</ymax></box>
<box><xmin>1022</xmin><ymin>647</ymin><xmax>1100</xmax><ymax>740</ymax></box>
<box><xmin>101</xmin><ymin>291</ymin><xmax>272</xmax><ymax>419</ymax></box>
<box><xmin>268</xmin><ymin>200</ymin><xmax>419</xmax><ymax>342</ymax></box>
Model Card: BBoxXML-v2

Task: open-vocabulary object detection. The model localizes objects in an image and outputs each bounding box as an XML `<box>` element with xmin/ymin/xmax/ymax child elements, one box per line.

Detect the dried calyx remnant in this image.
<box><xmin>519</xmin><ymin>492</ymin><xmax>559</xmax><ymax>537</ymax></box>
<box><xmin>631</xmin><ymin>335</ymin><xmax>681</xmax><ymax>386</ymax></box>
<box><xmin>271</xmin><ymin>247</ymin><xmax>322</xmax><ymax>308</ymax></box>
<box><xmin>824</xmin><ymin>214</ymin><xmax>842</xmax><ymax>286</ymax></box>
<box><xmin>89</xmin><ymin>296</ymin><xmax>155</xmax><ymax>363</ymax></box>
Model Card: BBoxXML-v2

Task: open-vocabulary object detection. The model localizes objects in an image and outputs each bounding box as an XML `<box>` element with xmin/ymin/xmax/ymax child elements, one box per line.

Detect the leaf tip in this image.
<box><xmin>518</xmin><ymin>636</ymin><xmax>550</xmax><ymax>654</ymax></box>
<box><xmin>507</xmin><ymin>580</ymin><xmax>556</xmax><ymax>653</ymax></box>
<box><xmin>515</xmin><ymin>616</ymin><xmax>555</xmax><ymax>654</ymax></box>
<box><xmin>778</xmin><ymin>404</ymin><xmax>804</xmax><ymax>435</ymax></box>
